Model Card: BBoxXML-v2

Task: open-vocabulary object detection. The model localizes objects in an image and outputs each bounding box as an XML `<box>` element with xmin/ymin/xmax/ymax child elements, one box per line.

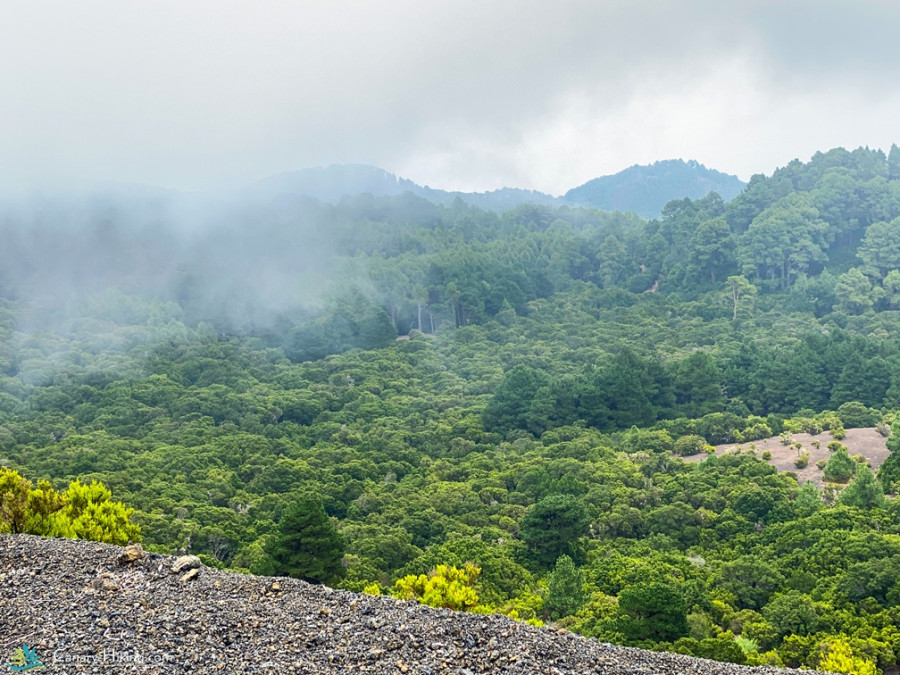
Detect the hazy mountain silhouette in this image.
<box><xmin>250</xmin><ymin>161</ymin><xmax>745</xmax><ymax>217</ymax></box>
<box><xmin>247</xmin><ymin>164</ymin><xmax>563</xmax><ymax>211</ymax></box>
<box><xmin>564</xmin><ymin>159</ymin><xmax>746</xmax><ymax>218</ymax></box>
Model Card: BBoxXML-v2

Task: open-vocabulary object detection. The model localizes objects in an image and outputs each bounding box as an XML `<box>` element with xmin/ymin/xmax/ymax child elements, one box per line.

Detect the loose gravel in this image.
<box><xmin>1</xmin><ymin>535</ymin><xmax>827</xmax><ymax>674</ymax></box>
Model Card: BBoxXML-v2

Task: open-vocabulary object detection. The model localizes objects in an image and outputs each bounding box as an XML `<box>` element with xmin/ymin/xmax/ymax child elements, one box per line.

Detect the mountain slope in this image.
<box><xmin>1</xmin><ymin>534</ymin><xmax>822</xmax><ymax>674</ymax></box>
<box><xmin>564</xmin><ymin>159</ymin><xmax>746</xmax><ymax>218</ymax></box>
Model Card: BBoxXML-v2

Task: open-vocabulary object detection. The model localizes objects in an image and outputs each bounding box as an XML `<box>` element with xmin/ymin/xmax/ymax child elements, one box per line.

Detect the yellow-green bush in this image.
<box><xmin>0</xmin><ymin>468</ymin><xmax>140</xmax><ymax>545</ymax></box>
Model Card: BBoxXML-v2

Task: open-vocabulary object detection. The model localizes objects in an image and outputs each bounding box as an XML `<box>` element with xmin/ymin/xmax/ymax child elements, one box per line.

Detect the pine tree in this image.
<box><xmin>259</xmin><ymin>496</ymin><xmax>346</xmax><ymax>585</ymax></box>
<box><xmin>823</xmin><ymin>447</ymin><xmax>857</xmax><ymax>483</ymax></box>
<box><xmin>889</xmin><ymin>143</ymin><xmax>900</xmax><ymax>181</ymax></box>
<box><xmin>546</xmin><ymin>555</ymin><xmax>586</xmax><ymax>620</ymax></box>
<box><xmin>520</xmin><ymin>494</ymin><xmax>590</xmax><ymax>567</ymax></box>
<box><xmin>838</xmin><ymin>464</ymin><xmax>885</xmax><ymax>509</ymax></box>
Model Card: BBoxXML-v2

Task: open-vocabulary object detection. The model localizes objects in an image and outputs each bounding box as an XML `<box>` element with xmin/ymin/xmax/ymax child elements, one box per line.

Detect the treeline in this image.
<box><xmin>484</xmin><ymin>329</ymin><xmax>900</xmax><ymax>436</ymax></box>
<box><xmin>3</xmin><ymin>146</ymin><xmax>900</xmax><ymax>352</ymax></box>
<box><xmin>350</xmin><ymin>145</ymin><xmax>900</xmax><ymax>337</ymax></box>
<box><xmin>271</xmin><ymin>145</ymin><xmax>900</xmax><ymax>357</ymax></box>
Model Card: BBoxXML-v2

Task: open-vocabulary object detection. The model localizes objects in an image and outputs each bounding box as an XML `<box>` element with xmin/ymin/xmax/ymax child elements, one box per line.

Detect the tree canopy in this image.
<box><xmin>6</xmin><ymin>145</ymin><xmax>900</xmax><ymax>671</ymax></box>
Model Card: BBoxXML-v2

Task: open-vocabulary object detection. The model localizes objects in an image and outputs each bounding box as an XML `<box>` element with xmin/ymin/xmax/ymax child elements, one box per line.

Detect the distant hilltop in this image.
<box><xmin>248</xmin><ymin>159</ymin><xmax>746</xmax><ymax>218</ymax></box>
<box><xmin>564</xmin><ymin>159</ymin><xmax>746</xmax><ymax>218</ymax></box>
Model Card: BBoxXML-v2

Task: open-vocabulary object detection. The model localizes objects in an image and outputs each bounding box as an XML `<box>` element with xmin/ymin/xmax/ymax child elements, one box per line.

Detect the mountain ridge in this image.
<box><xmin>0</xmin><ymin>160</ymin><xmax>746</xmax><ymax>219</ymax></box>
<box><xmin>248</xmin><ymin>159</ymin><xmax>746</xmax><ymax>216</ymax></box>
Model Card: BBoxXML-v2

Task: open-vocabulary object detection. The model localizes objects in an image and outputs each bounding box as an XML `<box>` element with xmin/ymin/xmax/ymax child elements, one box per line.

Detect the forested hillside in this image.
<box><xmin>4</xmin><ymin>145</ymin><xmax>900</xmax><ymax>673</ymax></box>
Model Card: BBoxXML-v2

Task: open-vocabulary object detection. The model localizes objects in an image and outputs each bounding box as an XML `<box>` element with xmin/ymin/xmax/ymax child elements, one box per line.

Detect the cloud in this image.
<box><xmin>0</xmin><ymin>1</ymin><xmax>898</xmax><ymax>195</ymax></box>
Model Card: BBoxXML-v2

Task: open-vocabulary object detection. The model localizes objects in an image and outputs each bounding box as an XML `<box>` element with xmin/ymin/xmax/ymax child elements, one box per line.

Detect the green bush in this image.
<box><xmin>673</xmin><ymin>434</ymin><xmax>709</xmax><ymax>456</ymax></box>
<box><xmin>836</xmin><ymin>401</ymin><xmax>878</xmax><ymax>429</ymax></box>
<box><xmin>824</xmin><ymin>448</ymin><xmax>857</xmax><ymax>484</ymax></box>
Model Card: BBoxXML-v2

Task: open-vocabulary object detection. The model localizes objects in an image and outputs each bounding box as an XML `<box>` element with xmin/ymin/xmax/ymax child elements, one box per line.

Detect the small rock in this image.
<box><xmin>180</xmin><ymin>568</ymin><xmax>200</xmax><ymax>583</ymax></box>
<box><xmin>117</xmin><ymin>543</ymin><xmax>144</xmax><ymax>564</ymax></box>
<box><xmin>171</xmin><ymin>555</ymin><xmax>202</xmax><ymax>574</ymax></box>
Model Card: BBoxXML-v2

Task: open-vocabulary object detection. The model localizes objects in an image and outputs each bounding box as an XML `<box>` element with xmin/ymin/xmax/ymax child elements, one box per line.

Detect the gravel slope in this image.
<box><xmin>0</xmin><ymin>535</ymin><xmax>826</xmax><ymax>674</ymax></box>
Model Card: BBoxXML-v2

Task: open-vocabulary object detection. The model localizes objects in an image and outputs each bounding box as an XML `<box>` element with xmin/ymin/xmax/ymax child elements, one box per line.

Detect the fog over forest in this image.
<box><xmin>0</xmin><ymin>184</ymin><xmax>340</xmax><ymax>330</ymax></box>
<box><xmin>8</xmin><ymin>4</ymin><xmax>900</xmax><ymax>673</ymax></box>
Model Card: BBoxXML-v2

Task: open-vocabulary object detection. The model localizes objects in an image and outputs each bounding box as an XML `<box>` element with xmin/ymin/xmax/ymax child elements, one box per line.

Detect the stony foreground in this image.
<box><xmin>1</xmin><ymin>535</ymin><xmax>825</xmax><ymax>674</ymax></box>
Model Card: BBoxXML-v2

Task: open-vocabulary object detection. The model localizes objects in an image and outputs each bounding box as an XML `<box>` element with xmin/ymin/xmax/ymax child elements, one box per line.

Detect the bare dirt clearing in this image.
<box><xmin>682</xmin><ymin>427</ymin><xmax>890</xmax><ymax>488</ymax></box>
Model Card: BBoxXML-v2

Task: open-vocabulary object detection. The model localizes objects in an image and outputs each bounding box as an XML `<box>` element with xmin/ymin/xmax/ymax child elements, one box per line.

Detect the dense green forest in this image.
<box><xmin>5</xmin><ymin>146</ymin><xmax>900</xmax><ymax>672</ymax></box>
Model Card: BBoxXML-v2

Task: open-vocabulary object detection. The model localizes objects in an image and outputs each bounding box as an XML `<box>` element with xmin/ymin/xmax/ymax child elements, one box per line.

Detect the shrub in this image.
<box><xmin>794</xmin><ymin>452</ymin><xmax>810</xmax><ymax>469</ymax></box>
<box><xmin>0</xmin><ymin>468</ymin><xmax>140</xmax><ymax>545</ymax></box>
<box><xmin>824</xmin><ymin>448</ymin><xmax>857</xmax><ymax>483</ymax></box>
<box><xmin>673</xmin><ymin>434</ymin><xmax>709</xmax><ymax>456</ymax></box>
<box><xmin>837</xmin><ymin>401</ymin><xmax>879</xmax><ymax>429</ymax></box>
<box><xmin>827</xmin><ymin>440</ymin><xmax>843</xmax><ymax>452</ymax></box>
<box><xmin>392</xmin><ymin>563</ymin><xmax>481</xmax><ymax>611</ymax></box>
<box><xmin>621</xmin><ymin>427</ymin><xmax>674</xmax><ymax>454</ymax></box>
<box><xmin>617</xmin><ymin>582</ymin><xmax>689</xmax><ymax>643</ymax></box>
<box><xmin>762</xmin><ymin>450</ymin><xmax>772</xmax><ymax>460</ymax></box>
<box><xmin>780</xmin><ymin>432</ymin><xmax>793</xmax><ymax>446</ymax></box>
<box><xmin>818</xmin><ymin>638</ymin><xmax>878</xmax><ymax>675</ymax></box>
<box><xmin>741</xmin><ymin>423</ymin><xmax>773</xmax><ymax>442</ymax></box>
<box><xmin>831</xmin><ymin>425</ymin><xmax>846</xmax><ymax>441</ymax></box>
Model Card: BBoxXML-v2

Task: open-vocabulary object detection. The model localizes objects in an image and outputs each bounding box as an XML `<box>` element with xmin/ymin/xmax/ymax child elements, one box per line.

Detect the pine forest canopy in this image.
<box><xmin>3</xmin><ymin>145</ymin><xmax>900</xmax><ymax>672</ymax></box>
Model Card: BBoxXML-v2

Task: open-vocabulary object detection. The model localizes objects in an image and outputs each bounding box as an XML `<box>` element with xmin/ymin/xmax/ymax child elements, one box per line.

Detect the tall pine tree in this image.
<box><xmin>257</xmin><ymin>495</ymin><xmax>346</xmax><ymax>585</ymax></box>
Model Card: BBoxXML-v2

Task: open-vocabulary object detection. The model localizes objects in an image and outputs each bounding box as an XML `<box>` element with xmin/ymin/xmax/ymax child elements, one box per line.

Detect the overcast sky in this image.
<box><xmin>2</xmin><ymin>1</ymin><xmax>899</xmax><ymax>196</ymax></box>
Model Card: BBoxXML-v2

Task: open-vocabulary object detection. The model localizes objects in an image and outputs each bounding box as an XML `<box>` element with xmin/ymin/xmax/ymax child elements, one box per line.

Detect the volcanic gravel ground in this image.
<box><xmin>1</xmin><ymin>535</ymin><xmax>826</xmax><ymax>674</ymax></box>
